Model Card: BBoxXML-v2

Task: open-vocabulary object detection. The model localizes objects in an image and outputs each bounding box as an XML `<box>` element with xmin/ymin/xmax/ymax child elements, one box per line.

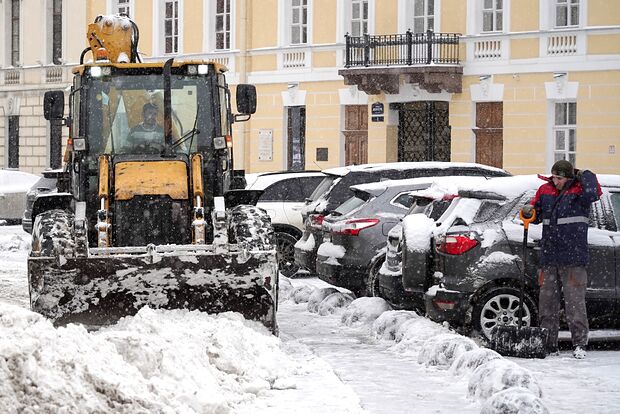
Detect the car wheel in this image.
<box><xmin>365</xmin><ymin>257</ymin><xmax>384</xmax><ymax>297</ymax></box>
<box><xmin>472</xmin><ymin>286</ymin><xmax>539</xmax><ymax>343</ymax></box>
<box><xmin>275</xmin><ymin>232</ymin><xmax>300</xmax><ymax>277</ymax></box>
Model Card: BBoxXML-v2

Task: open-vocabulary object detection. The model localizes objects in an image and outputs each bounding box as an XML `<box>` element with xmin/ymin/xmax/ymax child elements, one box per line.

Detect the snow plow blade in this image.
<box><xmin>28</xmin><ymin>247</ymin><xmax>278</xmax><ymax>333</ymax></box>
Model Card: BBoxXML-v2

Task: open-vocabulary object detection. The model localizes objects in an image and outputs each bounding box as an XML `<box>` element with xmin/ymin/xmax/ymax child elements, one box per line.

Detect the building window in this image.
<box><xmin>8</xmin><ymin>116</ymin><xmax>19</xmax><ymax>169</ymax></box>
<box><xmin>482</xmin><ymin>0</ymin><xmax>502</xmax><ymax>32</ymax></box>
<box><xmin>164</xmin><ymin>0</ymin><xmax>179</xmax><ymax>54</ymax></box>
<box><xmin>11</xmin><ymin>0</ymin><xmax>20</xmax><ymax>66</ymax></box>
<box><xmin>351</xmin><ymin>0</ymin><xmax>368</xmax><ymax>37</ymax></box>
<box><xmin>215</xmin><ymin>0</ymin><xmax>231</xmax><ymax>49</ymax></box>
<box><xmin>115</xmin><ymin>0</ymin><xmax>131</xmax><ymax>16</ymax></box>
<box><xmin>553</xmin><ymin>102</ymin><xmax>576</xmax><ymax>165</ymax></box>
<box><xmin>290</xmin><ymin>0</ymin><xmax>308</xmax><ymax>44</ymax></box>
<box><xmin>52</xmin><ymin>0</ymin><xmax>62</xmax><ymax>65</ymax></box>
<box><xmin>555</xmin><ymin>0</ymin><xmax>579</xmax><ymax>27</ymax></box>
<box><xmin>413</xmin><ymin>0</ymin><xmax>434</xmax><ymax>33</ymax></box>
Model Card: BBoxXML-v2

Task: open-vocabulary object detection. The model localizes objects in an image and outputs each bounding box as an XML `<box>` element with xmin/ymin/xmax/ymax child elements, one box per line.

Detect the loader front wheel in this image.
<box><xmin>31</xmin><ymin>209</ymin><xmax>75</xmax><ymax>257</ymax></box>
<box><xmin>228</xmin><ymin>205</ymin><xmax>275</xmax><ymax>249</ymax></box>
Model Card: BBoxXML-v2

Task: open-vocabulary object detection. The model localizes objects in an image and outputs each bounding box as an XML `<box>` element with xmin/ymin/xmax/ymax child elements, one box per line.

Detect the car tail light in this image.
<box><xmin>436</xmin><ymin>235</ymin><xmax>478</xmax><ymax>255</ymax></box>
<box><xmin>433</xmin><ymin>298</ymin><xmax>456</xmax><ymax>310</ymax></box>
<box><xmin>308</xmin><ymin>213</ymin><xmax>325</xmax><ymax>229</ymax></box>
<box><xmin>331</xmin><ymin>218</ymin><xmax>379</xmax><ymax>236</ymax></box>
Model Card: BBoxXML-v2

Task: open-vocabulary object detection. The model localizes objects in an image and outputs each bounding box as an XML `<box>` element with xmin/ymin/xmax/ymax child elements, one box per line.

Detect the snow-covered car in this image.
<box><xmin>245</xmin><ymin>170</ymin><xmax>326</xmax><ymax>276</ymax></box>
<box><xmin>0</xmin><ymin>169</ymin><xmax>40</xmax><ymax>225</ymax></box>
<box><xmin>295</xmin><ymin>162</ymin><xmax>511</xmax><ymax>276</ymax></box>
<box><xmin>316</xmin><ymin>176</ymin><xmax>488</xmax><ymax>297</ymax></box>
<box><xmin>378</xmin><ymin>192</ymin><xmax>459</xmax><ymax>311</ymax></box>
<box><xmin>21</xmin><ymin>169</ymin><xmax>63</xmax><ymax>233</ymax></box>
<box><xmin>397</xmin><ymin>175</ymin><xmax>620</xmax><ymax>342</ymax></box>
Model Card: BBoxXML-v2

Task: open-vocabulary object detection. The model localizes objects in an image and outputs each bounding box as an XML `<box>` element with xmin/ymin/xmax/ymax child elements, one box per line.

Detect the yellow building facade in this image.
<box><xmin>1</xmin><ymin>0</ymin><xmax>619</xmax><ymax>175</ymax></box>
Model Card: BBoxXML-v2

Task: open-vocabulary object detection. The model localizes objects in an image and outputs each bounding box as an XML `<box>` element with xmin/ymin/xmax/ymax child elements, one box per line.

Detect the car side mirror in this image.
<box><xmin>43</xmin><ymin>91</ymin><xmax>65</xmax><ymax>120</ymax></box>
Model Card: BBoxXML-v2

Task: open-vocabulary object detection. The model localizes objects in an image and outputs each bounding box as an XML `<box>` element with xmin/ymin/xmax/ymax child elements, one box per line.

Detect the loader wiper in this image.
<box><xmin>167</xmin><ymin>104</ymin><xmax>200</xmax><ymax>154</ymax></box>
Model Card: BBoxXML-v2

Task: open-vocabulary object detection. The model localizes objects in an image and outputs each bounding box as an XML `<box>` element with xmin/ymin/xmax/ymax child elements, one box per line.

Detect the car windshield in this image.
<box><xmin>85</xmin><ymin>74</ymin><xmax>216</xmax><ymax>157</ymax></box>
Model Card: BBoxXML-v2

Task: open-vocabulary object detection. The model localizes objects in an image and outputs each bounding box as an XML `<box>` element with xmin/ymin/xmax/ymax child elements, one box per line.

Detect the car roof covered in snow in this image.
<box><xmin>349</xmin><ymin>175</ymin><xmax>490</xmax><ymax>197</ymax></box>
<box><xmin>322</xmin><ymin>161</ymin><xmax>508</xmax><ymax>177</ymax></box>
<box><xmin>245</xmin><ymin>170</ymin><xmax>325</xmax><ymax>190</ymax></box>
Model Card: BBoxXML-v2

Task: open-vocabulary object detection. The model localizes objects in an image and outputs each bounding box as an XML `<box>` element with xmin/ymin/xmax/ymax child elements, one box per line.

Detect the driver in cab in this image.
<box><xmin>127</xmin><ymin>103</ymin><xmax>164</xmax><ymax>150</ymax></box>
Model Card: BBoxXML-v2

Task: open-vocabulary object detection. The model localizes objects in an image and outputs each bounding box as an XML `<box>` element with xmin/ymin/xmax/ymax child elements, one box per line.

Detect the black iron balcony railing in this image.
<box><xmin>344</xmin><ymin>30</ymin><xmax>460</xmax><ymax>68</ymax></box>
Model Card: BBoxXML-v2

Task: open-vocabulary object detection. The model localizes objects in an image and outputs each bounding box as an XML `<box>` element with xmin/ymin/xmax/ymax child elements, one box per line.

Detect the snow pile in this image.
<box><xmin>449</xmin><ymin>348</ymin><xmax>502</xmax><ymax>376</ymax></box>
<box><xmin>402</xmin><ymin>214</ymin><xmax>435</xmax><ymax>253</ymax></box>
<box><xmin>316</xmin><ymin>242</ymin><xmax>346</xmax><ymax>259</ymax></box>
<box><xmin>0</xmin><ymin>304</ymin><xmax>297</xmax><ymax>413</ymax></box>
<box><xmin>417</xmin><ymin>334</ymin><xmax>477</xmax><ymax>367</ymax></box>
<box><xmin>293</xmin><ymin>233</ymin><xmax>315</xmax><ymax>252</ymax></box>
<box><xmin>340</xmin><ymin>297</ymin><xmax>392</xmax><ymax>326</ymax></box>
<box><xmin>0</xmin><ymin>232</ymin><xmax>30</xmax><ymax>252</ymax></box>
<box><xmin>468</xmin><ymin>358</ymin><xmax>542</xmax><ymax>400</ymax></box>
<box><xmin>288</xmin><ymin>285</ymin><xmax>314</xmax><ymax>304</ymax></box>
<box><xmin>372</xmin><ymin>310</ymin><xmax>418</xmax><ymax>341</ymax></box>
<box><xmin>286</xmin><ymin>280</ymin><xmax>549</xmax><ymax>413</ymax></box>
<box><xmin>317</xmin><ymin>293</ymin><xmax>354</xmax><ymax>316</ymax></box>
<box><xmin>480</xmin><ymin>387</ymin><xmax>549</xmax><ymax>414</ymax></box>
<box><xmin>306</xmin><ymin>287</ymin><xmax>340</xmax><ymax>313</ymax></box>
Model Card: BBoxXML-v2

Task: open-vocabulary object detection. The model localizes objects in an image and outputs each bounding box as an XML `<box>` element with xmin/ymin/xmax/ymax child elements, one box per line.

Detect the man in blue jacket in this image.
<box><xmin>523</xmin><ymin>160</ymin><xmax>601</xmax><ymax>359</ymax></box>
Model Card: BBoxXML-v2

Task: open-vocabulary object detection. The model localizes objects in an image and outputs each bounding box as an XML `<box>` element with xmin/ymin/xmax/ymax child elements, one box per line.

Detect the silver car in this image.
<box><xmin>0</xmin><ymin>169</ymin><xmax>39</xmax><ymax>225</ymax></box>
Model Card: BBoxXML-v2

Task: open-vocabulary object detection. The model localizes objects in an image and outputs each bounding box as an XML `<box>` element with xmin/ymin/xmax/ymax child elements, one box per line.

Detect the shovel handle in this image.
<box><xmin>520</xmin><ymin>208</ymin><xmax>536</xmax><ymax>230</ymax></box>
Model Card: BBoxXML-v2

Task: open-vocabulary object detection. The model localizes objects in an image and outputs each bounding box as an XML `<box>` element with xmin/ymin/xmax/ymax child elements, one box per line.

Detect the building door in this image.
<box><xmin>287</xmin><ymin>106</ymin><xmax>306</xmax><ymax>171</ymax></box>
<box><xmin>474</xmin><ymin>102</ymin><xmax>503</xmax><ymax>168</ymax></box>
<box><xmin>343</xmin><ymin>105</ymin><xmax>368</xmax><ymax>165</ymax></box>
<box><xmin>396</xmin><ymin>101</ymin><xmax>450</xmax><ymax>162</ymax></box>
<box><xmin>8</xmin><ymin>116</ymin><xmax>19</xmax><ymax>168</ymax></box>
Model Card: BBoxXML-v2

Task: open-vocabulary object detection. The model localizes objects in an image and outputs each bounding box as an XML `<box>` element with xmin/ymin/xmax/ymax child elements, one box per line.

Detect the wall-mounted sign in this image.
<box><xmin>371</xmin><ymin>116</ymin><xmax>384</xmax><ymax>122</ymax></box>
<box><xmin>258</xmin><ymin>129</ymin><xmax>273</xmax><ymax>161</ymax></box>
<box><xmin>371</xmin><ymin>102</ymin><xmax>384</xmax><ymax>116</ymax></box>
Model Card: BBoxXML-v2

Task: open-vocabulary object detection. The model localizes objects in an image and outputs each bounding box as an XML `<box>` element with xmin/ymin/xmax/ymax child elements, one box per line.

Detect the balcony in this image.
<box><xmin>339</xmin><ymin>30</ymin><xmax>462</xmax><ymax>95</ymax></box>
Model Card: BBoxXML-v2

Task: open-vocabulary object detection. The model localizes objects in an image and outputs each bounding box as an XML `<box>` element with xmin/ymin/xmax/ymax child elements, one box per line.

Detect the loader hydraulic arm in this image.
<box><xmin>84</xmin><ymin>14</ymin><xmax>140</xmax><ymax>64</ymax></box>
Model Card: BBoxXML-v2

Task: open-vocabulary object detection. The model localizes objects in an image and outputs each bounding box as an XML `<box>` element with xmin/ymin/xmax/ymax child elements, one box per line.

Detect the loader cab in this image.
<box><xmin>44</xmin><ymin>61</ymin><xmax>257</xmax><ymax>247</ymax></box>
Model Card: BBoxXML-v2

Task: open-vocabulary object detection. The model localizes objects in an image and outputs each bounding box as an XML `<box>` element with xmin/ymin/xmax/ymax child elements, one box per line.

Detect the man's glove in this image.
<box><xmin>521</xmin><ymin>204</ymin><xmax>535</xmax><ymax>219</ymax></box>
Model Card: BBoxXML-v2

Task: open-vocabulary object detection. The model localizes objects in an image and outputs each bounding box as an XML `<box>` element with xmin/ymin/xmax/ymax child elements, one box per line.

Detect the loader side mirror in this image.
<box><xmin>44</xmin><ymin>91</ymin><xmax>65</xmax><ymax>120</ymax></box>
<box><xmin>236</xmin><ymin>84</ymin><xmax>256</xmax><ymax>115</ymax></box>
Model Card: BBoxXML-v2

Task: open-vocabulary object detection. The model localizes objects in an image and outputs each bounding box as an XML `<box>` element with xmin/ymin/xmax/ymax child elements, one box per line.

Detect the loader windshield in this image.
<box><xmin>85</xmin><ymin>74</ymin><xmax>218</xmax><ymax>157</ymax></box>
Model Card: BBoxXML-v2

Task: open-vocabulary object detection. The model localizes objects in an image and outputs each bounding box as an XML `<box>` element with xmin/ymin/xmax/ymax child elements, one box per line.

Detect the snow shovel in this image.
<box><xmin>489</xmin><ymin>208</ymin><xmax>549</xmax><ymax>359</ymax></box>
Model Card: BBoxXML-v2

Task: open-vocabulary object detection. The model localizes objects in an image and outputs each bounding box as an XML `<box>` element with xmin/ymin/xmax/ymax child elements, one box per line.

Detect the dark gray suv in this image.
<box><xmin>396</xmin><ymin>175</ymin><xmax>620</xmax><ymax>341</ymax></box>
<box><xmin>294</xmin><ymin>162</ymin><xmax>510</xmax><ymax>275</ymax></box>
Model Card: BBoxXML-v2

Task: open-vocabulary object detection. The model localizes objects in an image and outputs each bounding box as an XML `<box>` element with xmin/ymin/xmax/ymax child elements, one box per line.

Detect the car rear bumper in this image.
<box><xmin>316</xmin><ymin>254</ymin><xmax>365</xmax><ymax>291</ymax></box>
<box><xmin>424</xmin><ymin>289</ymin><xmax>470</xmax><ymax>327</ymax></box>
<box><xmin>22</xmin><ymin>215</ymin><xmax>32</xmax><ymax>234</ymax></box>
<box><xmin>378</xmin><ymin>271</ymin><xmax>424</xmax><ymax>311</ymax></box>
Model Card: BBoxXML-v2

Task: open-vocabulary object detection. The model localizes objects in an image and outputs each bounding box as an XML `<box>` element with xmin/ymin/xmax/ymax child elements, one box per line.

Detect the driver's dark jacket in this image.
<box><xmin>530</xmin><ymin>170</ymin><xmax>601</xmax><ymax>267</ymax></box>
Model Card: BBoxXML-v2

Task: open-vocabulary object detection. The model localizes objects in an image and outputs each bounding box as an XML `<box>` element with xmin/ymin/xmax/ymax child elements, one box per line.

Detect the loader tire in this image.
<box><xmin>228</xmin><ymin>205</ymin><xmax>275</xmax><ymax>250</ymax></box>
<box><xmin>31</xmin><ymin>209</ymin><xmax>75</xmax><ymax>257</ymax></box>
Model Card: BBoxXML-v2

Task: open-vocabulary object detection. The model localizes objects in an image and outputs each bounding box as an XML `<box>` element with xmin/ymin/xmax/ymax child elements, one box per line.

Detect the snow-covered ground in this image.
<box><xmin>1</xmin><ymin>224</ymin><xmax>620</xmax><ymax>413</ymax></box>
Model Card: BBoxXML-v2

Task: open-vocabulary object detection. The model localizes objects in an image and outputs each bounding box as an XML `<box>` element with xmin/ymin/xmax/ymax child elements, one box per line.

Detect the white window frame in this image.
<box><xmin>481</xmin><ymin>0</ymin><xmax>502</xmax><ymax>33</ymax></box>
<box><xmin>412</xmin><ymin>0</ymin><xmax>435</xmax><ymax>33</ymax></box>
<box><xmin>215</xmin><ymin>0</ymin><xmax>232</xmax><ymax>50</ymax></box>
<box><xmin>540</xmin><ymin>0</ymin><xmax>586</xmax><ymax>31</ymax></box>
<box><xmin>106</xmin><ymin>0</ymin><xmax>135</xmax><ymax>17</ymax></box>
<box><xmin>291</xmin><ymin>0</ymin><xmax>308</xmax><ymax>44</ymax></box>
<box><xmin>9</xmin><ymin>0</ymin><xmax>21</xmax><ymax>67</ymax></box>
<box><xmin>398</xmin><ymin>0</ymin><xmax>440</xmax><ymax>33</ymax></box>
<box><xmin>153</xmin><ymin>0</ymin><xmax>183</xmax><ymax>56</ymax></box>
<box><xmin>465</xmin><ymin>0</ymin><xmax>511</xmax><ymax>35</ymax></box>
<box><xmin>350</xmin><ymin>0</ymin><xmax>369</xmax><ymax>37</ymax></box>
<box><xmin>204</xmin><ymin>0</ymin><xmax>237</xmax><ymax>52</ymax></box>
<box><xmin>337</xmin><ymin>0</ymin><xmax>375</xmax><ymax>42</ymax></box>
<box><xmin>552</xmin><ymin>101</ymin><xmax>577</xmax><ymax>166</ymax></box>
<box><xmin>554</xmin><ymin>0</ymin><xmax>580</xmax><ymax>28</ymax></box>
<box><xmin>278</xmin><ymin>0</ymin><xmax>313</xmax><ymax>46</ymax></box>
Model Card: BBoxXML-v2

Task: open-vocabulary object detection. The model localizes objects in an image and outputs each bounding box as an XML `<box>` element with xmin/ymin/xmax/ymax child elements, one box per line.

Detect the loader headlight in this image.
<box><xmin>213</xmin><ymin>136</ymin><xmax>226</xmax><ymax>150</ymax></box>
<box><xmin>90</xmin><ymin>66</ymin><xmax>111</xmax><ymax>77</ymax></box>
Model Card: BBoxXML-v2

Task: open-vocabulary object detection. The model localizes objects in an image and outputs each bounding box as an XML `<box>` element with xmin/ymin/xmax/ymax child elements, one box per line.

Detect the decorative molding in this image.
<box><xmin>544</xmin><ymin>79</ymin><xmax>578</xmax><ymax>100</ymax></box>
<box><xmin>338</xmin><ymin>85</ymin><xmax>368</xmax><ymax>105</ymax></box>
<box><xmin>385</xmin><ymin>82</ymin><xmax>452</xmax><ymax>103</ymax></box>
<box><xmin>281</xmin><ymin>86</ymin><xmax>307</xmax><ymax>107</ymax></box>
<box><xmin>470</xmin><ymin>77</ymin><xmax>504</xmax><ymax>102</ymax></box>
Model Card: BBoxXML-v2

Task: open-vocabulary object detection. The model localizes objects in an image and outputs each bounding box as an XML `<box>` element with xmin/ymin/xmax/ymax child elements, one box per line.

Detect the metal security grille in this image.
<box><xmin>396</xmin><ymin>101</ymin><xmax>450</xmax><ymax>162</ymax></box>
